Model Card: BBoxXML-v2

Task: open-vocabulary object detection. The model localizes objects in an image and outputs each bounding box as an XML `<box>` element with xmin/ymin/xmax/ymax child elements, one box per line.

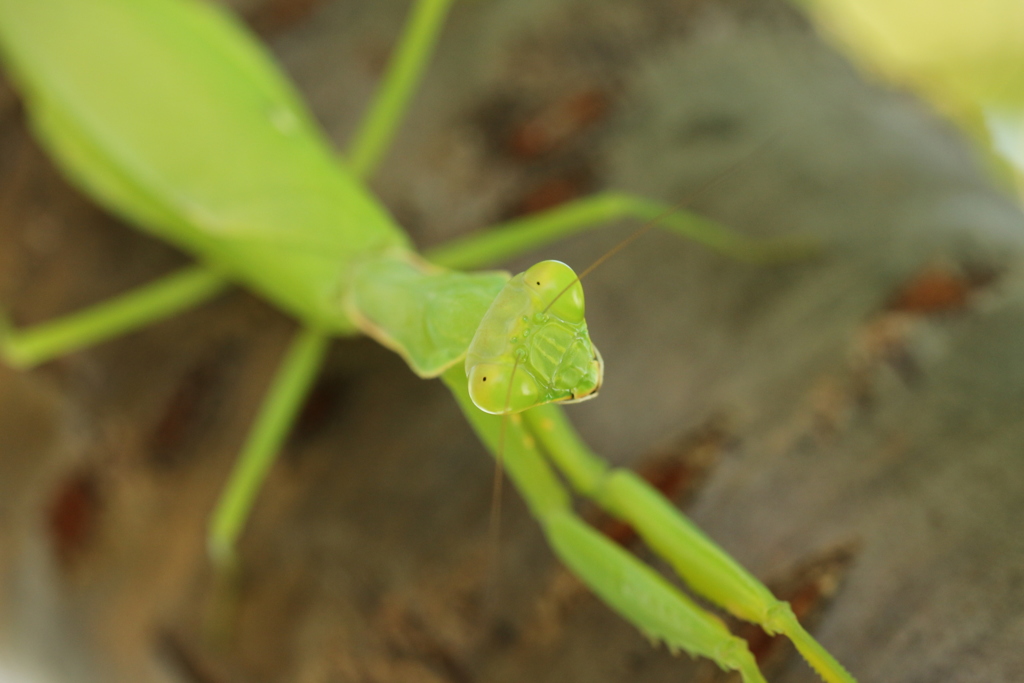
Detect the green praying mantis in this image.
<box><xmin>0</xmin><ymin>1</ymin><xmax>856</xmax><ymax>681</ymax></box>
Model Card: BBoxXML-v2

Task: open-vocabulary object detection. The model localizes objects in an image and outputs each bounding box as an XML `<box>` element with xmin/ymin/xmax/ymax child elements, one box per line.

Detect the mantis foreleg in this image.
<box><xmin>523</xmin><ymin>404</ymin><xmax>856</xmax><ymax>683</ymax></box>
<box><xmin>443</xmin><ymin>366</ymin><xmax>769</xmax><ymax>683</ymax></box>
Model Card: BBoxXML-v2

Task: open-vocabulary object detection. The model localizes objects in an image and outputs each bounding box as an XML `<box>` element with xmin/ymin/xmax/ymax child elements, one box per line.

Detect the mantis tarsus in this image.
<box><xmin>0</xmin><ymin>1</ymin><xmax>855</xmax><ymax>681</ymax></box>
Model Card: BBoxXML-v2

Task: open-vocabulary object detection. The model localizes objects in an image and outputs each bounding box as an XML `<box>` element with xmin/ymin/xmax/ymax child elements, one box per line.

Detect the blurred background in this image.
<box><xmin>0</xmin><ymin>0</ymin><xmax>1023</xmax><ymax>682</ymax></box>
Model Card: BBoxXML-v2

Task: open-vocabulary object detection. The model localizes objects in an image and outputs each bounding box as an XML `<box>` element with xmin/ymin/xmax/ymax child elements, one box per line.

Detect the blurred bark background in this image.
<box><xmin>1</xmin><ymin>0</ymin><xmax>1023</xmax><ymax>681</ymax></box>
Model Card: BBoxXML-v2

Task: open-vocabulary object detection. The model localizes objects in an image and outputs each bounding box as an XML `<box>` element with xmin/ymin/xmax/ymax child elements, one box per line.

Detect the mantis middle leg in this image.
<box><xmin>207</xmin><ymin>326</ymin><xmax>330</xmax><ymax>573</ymax></box>
<box><xmin>424</xmin><ymin>190</ymin><xmax>816</xmax><ymax>271</ymax></box>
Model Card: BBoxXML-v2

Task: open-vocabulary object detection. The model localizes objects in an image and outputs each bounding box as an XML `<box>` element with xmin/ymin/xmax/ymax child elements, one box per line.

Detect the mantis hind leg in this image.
<box><xmin>425</xmin><ymin>191</ymin><xmax>818</xmax><ymax>271</ymax></box>
<box><xmin>443</xmin><ymin>367</ymin><xmax>769</xmax><ymax>683</ymax></box>
<box><xmin>0</xmin><ymin>266</ymin><xmax>228</xmax><ymax>368</ymax></box>
<box><xmin>522</xmin><ymin>404</ymin><xmax>857</xmax><ymax>683</ymax></box>
<box><xmin>346</xmin><ymin>0</ymin><xmax>459</xmax><ymax>179</ymax></box>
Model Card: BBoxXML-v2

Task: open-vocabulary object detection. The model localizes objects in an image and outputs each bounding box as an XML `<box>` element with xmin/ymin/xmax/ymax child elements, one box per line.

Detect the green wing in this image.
<box><xmin>0</xmin><ymin>0</ymin><xmax>409</xmax><ymax>331</ymax></box>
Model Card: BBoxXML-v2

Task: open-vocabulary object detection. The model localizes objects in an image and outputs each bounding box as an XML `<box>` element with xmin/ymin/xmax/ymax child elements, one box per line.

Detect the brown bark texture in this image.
<box><xmin>1</xmin><ymin>1</ymin><xmax>1023</xmax><ymax>682</ymax></box>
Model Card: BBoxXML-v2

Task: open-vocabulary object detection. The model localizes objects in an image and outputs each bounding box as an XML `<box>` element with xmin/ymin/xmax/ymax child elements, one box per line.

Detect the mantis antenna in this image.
<box><xmin>484</xmin><ymin>355</ymin><xmax>521</xmax><ymax>610</ymax></box>
<box><xmin>468</xmin><ymin>135</ymin><xmax>784</xmax><ymax>418</ymax></box>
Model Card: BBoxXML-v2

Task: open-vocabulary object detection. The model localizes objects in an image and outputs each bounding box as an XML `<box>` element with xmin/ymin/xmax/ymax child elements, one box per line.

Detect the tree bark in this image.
<box><xmin>1</xmin><ymin>1</ymin><xmax>1022</xmax><ymax>682</ymax></box>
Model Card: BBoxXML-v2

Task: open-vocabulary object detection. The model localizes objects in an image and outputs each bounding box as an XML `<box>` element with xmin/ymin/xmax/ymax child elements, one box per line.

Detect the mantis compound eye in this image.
<box><xmin>467</xmin><ymin>362</ymin><xmax>541</xmax><ymax>414</ymax></box>
<box><xmin>523</xmin><ymin>260</ymin><xmax>584</xmax><ymax>323</ymax></box>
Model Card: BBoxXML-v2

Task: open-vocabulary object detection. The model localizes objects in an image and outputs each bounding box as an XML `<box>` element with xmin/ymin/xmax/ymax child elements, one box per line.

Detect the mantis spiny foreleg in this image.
<box><xmin>418</xmin><ymin>137</ymin><xmax>843</xmax><ymax>681</ymax></box>
<box><xmin>443</xmin><ymin>366</ymin><xmax>769</xmax><ymax>683</ymax></box>
<box><xmin>522</xmin><ymin>404</ymin><xmax>856</xmax><ymax>683</ymax></box>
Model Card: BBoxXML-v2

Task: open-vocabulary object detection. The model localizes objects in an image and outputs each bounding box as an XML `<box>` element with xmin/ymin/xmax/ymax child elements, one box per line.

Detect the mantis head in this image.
<box><xmin>465</xmin><ymin>260</ymin><xmax>603</xmax><ymax>414</ymax></box>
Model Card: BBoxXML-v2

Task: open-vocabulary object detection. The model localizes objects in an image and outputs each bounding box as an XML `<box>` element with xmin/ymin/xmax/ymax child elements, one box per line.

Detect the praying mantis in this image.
<box><xmin>0</xmin><ymin>1</ymin><xmax>857</xmax><ymax>681</ymax></box>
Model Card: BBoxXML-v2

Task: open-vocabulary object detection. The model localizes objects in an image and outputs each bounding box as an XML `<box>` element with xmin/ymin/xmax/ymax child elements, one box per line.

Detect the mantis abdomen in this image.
<box><xmin>0</xmin><ymin>0</ymin><xmax>409</xmax><ymax>332</ymax></box>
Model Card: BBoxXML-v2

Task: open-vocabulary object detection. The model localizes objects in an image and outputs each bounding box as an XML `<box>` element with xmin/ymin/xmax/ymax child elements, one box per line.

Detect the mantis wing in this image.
<box><xmin>0</xmin><ymin>0</ymin><xmax>409</xmax><ymax>331</ymax></box>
